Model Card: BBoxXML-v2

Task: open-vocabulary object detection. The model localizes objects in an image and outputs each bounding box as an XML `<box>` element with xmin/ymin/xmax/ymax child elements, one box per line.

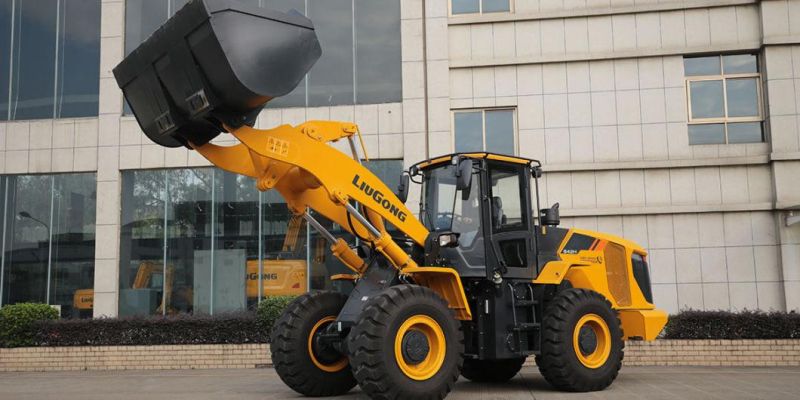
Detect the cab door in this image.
<box><xmin>482</xmin><ymin>161</ymin><xmax>535</xmax><ymax>280</ymax></box>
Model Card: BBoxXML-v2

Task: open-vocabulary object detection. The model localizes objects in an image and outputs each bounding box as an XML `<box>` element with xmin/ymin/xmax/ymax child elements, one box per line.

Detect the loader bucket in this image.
<box><xmin>113</xmin><ymin>0</ymin><xmax>321</xmax><ymax>148</ymax></box>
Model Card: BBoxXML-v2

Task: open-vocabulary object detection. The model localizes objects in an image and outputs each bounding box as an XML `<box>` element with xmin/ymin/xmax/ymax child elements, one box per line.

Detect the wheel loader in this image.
<box><xmin>113</xmin><ymin>1</ymin><xmax>668</xmax><ymax>398</ymax></box>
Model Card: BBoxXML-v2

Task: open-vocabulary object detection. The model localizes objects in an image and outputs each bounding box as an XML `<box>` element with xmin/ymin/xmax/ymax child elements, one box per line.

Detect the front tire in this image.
<box><xmin>461</xmin><ymin>357</ymin><xmax>525</xmax><ymax>383</ymax></box>
<box><xmin>348</xmin><ymin>285</ymin><xmax>463</xmax><ymax>400</ymax></box>
<box><xmin>271</xmin><ymin>291</ymin><xmax>356</xmax><ymax>397</ymax></box>
<box><xmin>535</xmin><ymin>288</ymin><xmax>623</xmax><ymax>392</ymax></box>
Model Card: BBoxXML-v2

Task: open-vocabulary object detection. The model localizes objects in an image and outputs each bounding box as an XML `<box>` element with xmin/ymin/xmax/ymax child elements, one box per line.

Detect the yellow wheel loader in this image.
<box><xmin>114</xmin><ymin>1</ymin><xmax>668</xmax><ymax>398</ymax></box>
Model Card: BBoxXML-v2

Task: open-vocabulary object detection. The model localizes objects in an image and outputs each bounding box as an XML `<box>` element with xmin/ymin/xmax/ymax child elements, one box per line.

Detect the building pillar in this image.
<box><xmin>92</xmin><ymin>0</ymin><xmax>125</xmax><ymax>318</ymax></box>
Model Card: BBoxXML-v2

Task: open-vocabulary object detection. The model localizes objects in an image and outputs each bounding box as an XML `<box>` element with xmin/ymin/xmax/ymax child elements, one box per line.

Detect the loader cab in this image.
<box><xmin>413</xmin><ymin>153</ymin><xmax>541</xmax><ymax>281</ymax></box>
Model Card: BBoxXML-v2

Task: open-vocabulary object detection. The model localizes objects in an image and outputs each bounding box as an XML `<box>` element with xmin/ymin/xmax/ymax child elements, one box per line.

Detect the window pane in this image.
<box><xmin>727</xmin><ymin>122</ymin><xmax>762</xmax><ymax>144</ymax></box>
<box><xmin>454</xmin><ymin>111</ymin><xmax>483</xmax><ymax>152</ymax></box>
<box><xmin>688</xmin><ymin>124</ymin><xmax>725</xmax><ymax>145</ymax></box>
<box><xmin>166</xmin><ymin>168</ymin><xmax>213</xmax><ymax>315</ymax></box>
<box><xmin>485</xmin><ymin>110</ymin><xmax>515</xmax><ymax>155</ymax></box>
<box><xmin>722</xmin><ymin>54</ymin><xmax>757</xmax><ymax>74</ymax></box>
<box><xmin>308</xmin><ymin>0</ymin><xmax>354</xmax><ymax>106</ymax></box>
<box><xmin>1</xmin><ymin>176</ymin><xmax>53</xmax><ymax>306</ymax></box>
<box><xmin>684</xmin><ymin>56</ymin><xmax>721</xmax><ymax>76</ymax></box>
<box><xmin>689</xmin><ymin>80</ymin><xmax>724</xmax><ymax>119</ymax></box>
<box><xmin>119</xmin><ymin>170</ymin><xmax>166</xmax><ymax>316</ymax></box>
<box><xmin>355</xmin><ymin>0</ymin><xmax>401</xmax><ymax>104</ymax></box>
<box><xmin>482</xmin><ymin>0</ymin><xmax>510</xmax><ymax>13</ymax></box>
<box><xmin>726</xmin><ymin>78</ymin><xmax>759</xmax><ymax>117</ymax></box>
<box><xmin>452</xmin><ymin>0</ymin><xmax>480</xmax><ymax>14</ymax></box>
<box><xmin>124</xmin><ymin>0</ymin><xmax>168</xmax><ymax>55</ymax></box>
<box><xmin>260</xmin><ymin>188</ymin><xmax>306</xmax><ymax>295</ymax></box>
<box><xmin>56</xmin><ymin>0</ymin><xmax>100</xmax><ymax>118</ymax></box>
<box><xmin>489</xmin><ymin>164</ymin><xmax>524</xmax><ymax>231</ymax></box>
<box><xmin>0</xmin><ymin>0</ymin><xmax>11</xmax><ymax>120</ymax></box>
<box><xmin>10</xmin><ymin>0</ymin><xmax>58</xmax><ymax>119</ymax></box>
<box><xmin>50</xmin><ymin>173</ymin><xmax>96</xmax><ymax>318</ymax></box>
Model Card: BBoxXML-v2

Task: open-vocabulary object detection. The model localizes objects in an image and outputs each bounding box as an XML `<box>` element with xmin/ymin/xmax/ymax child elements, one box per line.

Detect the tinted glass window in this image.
<box><xmin>482</xmin><ymin>0</ymin><xmax>510</xmax><ymax>13</ymax></box>
<box><xmin>355</xmin><ymin>0</ymin><xmax>401</xmax><ymax>104</ymax></box>
<box><xmin>10</xmin><ymin>0</ymin><xmax>58</xmax><ymax>120</ymax></box>
<box><xmin>57</xmin><ymin>0</ymin><xmax>100</xmax><ymax>118</ymax></box>
<box><xmin>689</xmin><ymin>80</ymin><xmax>724</xmax><ymax>119</ymax></box>
<box><xmin>489</xmin><ymin>163</ymin><xmax>524</xmax><ymax>231</ymax></box>
<box><xmin>727</xmin><ymin>122</ymin><xmax>762</xmax><ymax>144</ymax></box>
<box><xmin>0</xmin><ymin>0</ymin><xmax>11</xmax><ymax>120</ymax></box>
<box><xmin>725</xmin><ymin>78</ymin><xmax>759</xmax><ymax>117</ymax></box>
<box><xmin>451</xmin><ymin>0</ymin><xmax>479</xmax><ymax>14</ymax></box>
<box><xmin>308</xmin><ymin>0</ymin><xmax>354</xmax><ymax>106</ymax></box>
<box><xmin>454</xmin><ymin>111</ymin><xmax>483</xmax><ymax>152</ymax></box>
<box><xmin>485</xmin><ymin>109</ymin><xmax>515</xmax><ymax>155</ymax></box>
<box><xmin>688</xmin><ymin>124</ymin><xmax>725</xmax><ymax>145</ymax></box>
<box><xmin>722</xmin><ymin>54</ymin><xmax>757</xmax><ymax>74</ymax></box>
<box><xmin>684</xmin><ymin>56</ymin><xmax>720</xmax><ymax>76</ymax></box>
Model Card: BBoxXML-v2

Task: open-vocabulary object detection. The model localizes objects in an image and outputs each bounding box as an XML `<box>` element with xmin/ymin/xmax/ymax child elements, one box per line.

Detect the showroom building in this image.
<box><xmin>0</xmin><ymin>0</ymin><xmax>798</xmax><ymax>318</ymax></box>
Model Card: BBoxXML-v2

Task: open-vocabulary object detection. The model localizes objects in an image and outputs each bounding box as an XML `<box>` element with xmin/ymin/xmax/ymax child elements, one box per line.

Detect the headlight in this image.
<box><xmin>437</xmin><ymin>232</ymin><xmax>460</xmax><ymax>248</ymax></box>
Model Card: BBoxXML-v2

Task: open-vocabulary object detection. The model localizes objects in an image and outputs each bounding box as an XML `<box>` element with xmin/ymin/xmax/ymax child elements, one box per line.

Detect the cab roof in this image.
<box><xmin>411</xmin><ymin>152</ymin><xmax>541</xmax><ymax>171</ymax></box>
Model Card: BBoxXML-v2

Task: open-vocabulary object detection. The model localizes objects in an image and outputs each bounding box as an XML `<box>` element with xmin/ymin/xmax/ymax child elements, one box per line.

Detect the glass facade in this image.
<box><xmin>119</xmin><ymin>161</ymin><xmax>402</xmax><ymax>316</ymax></box>
<box><xmin>123</xmin><ymin>0</ymin><xmax>401</xmax><ymax>111</ymax></box>
<box><xmin>0</xmin><ymin>0</ymin><xmax>101</xmax><ymax>120</ymax></box>
<box><xmin>0</xmin><ymin>173</ymin><xmax>97</xmax><ymax>318</ymax></box>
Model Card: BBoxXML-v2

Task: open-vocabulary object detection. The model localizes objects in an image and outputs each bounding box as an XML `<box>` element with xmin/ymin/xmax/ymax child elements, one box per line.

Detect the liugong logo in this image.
<box><xmin>351</xmin><ymin>175</ymin><xmax>407</xmax><ymax>222</ymax></box>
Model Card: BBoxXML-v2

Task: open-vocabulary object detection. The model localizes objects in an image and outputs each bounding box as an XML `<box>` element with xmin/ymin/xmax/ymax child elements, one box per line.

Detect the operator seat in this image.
<box><xmin>492</xmin><ymin>196</ymin><xmax>506</xmax><ymax>227</ymax></box>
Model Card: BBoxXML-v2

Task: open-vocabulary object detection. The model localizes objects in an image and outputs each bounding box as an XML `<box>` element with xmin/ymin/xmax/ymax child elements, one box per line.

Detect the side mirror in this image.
<box><xmin>396</xmin><ymin>172</ymin><xmax>410</xmax><ymax>203</ymax></box>
<box><xmin>455</xmin><ymin>158</ymin><xmax>472</xmax><ymax>191</ymax></box>
<box><xmin>532</xmin><ymin>166</ymin><xmax>542</xmax><ymax>178</ymax></box>
<box><xmin>540</xmin><ymin>202</ymin><xmax>560</xmax><ymax>226</ymax></box>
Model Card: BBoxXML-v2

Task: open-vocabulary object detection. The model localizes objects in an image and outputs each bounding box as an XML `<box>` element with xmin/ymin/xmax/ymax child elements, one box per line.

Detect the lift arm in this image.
<box><xmin>193</xmin><ymin>121</ymin><xmax>429</xmax><ymax>275</ymax></box>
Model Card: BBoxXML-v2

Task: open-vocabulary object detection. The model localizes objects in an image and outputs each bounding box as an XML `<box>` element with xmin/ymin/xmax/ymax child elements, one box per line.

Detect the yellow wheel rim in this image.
<box><xmin>572</xmin><ymin>313</ymin><xmax>611</xmax><ymax>369</ymax></box>
<box><xmin>394</xmin><ymin>315</ymin><xmax>446</xmax><ymax>381</ymax></box>
<box><xmin>307</xmin><ymin>316</ymin><xmax>348</xmax><ymax>373</ymax></box>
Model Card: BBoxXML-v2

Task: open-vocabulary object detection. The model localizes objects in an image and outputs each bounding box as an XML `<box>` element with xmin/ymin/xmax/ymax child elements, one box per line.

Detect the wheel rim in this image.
<box><xmin>572</xmin><ymin>313</ymin><xmax>611</xmax><ymax>369</ymax></box>
<box><xmin>307</xmin><ymin>316</ymin><xmax>348</xmax><ymax>373</ymax></box>
<box><xmin>394</xmin><ymin>315</ymin><xmax>446</xmax><ymax>381</ymax></box>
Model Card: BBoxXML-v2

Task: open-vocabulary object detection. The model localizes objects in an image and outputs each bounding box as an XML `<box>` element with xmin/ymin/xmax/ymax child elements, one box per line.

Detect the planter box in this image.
<box><xmin>1</xmin><ymin>340</ymin><xmax>799</xmax><ymax>372</ymax></box>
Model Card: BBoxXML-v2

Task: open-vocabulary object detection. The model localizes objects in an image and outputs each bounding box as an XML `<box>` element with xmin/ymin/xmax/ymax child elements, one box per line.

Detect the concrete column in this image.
<box><xmin>92</xmin><ymin>0</ymin><xmax>125</xmax><ymax>318</ymax></box>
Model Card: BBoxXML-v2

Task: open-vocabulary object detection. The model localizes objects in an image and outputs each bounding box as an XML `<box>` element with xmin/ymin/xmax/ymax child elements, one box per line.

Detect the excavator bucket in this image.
<box><xmin>113</xmin><ymin>0</ymin><xmax>321</xmax><ymax>148</ymax></box>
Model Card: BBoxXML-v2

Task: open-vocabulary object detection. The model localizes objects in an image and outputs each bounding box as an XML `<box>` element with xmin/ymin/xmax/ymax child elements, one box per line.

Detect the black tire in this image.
<box><xmin>535</xmin><ymin>288</ymin><xmax>624</xmax><ymax>392</ymax></box>
<box><xmin>460</xmin><ymin>357</ymin><xmax>525</xmax><ymax>383</ymax></box>
<box><xmin>348</xmin><ymin>285</ymin><xmax>464</xmax><ymax>400</ymax></box>
<box><xmin>271</xmin><ymin>291</ymin><xmax>356</xmax><ymax>397</ymax></box>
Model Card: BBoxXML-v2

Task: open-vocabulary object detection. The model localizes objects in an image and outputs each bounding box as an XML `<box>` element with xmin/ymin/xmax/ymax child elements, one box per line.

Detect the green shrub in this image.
<box><xmin>256</xmin><ymin>295</ymin><xmax>297</xmax><ymax>333</ymax></box>
<box><xmin>0</xmin><ymin>303</ymin><xmax>59</xmax><ymax>348</ymax></box>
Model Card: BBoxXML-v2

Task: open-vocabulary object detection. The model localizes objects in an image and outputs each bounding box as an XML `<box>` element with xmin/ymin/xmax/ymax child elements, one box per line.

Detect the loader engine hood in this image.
<box><xmin>113</xmin><ymin>0</ymin><xmax>321</xmax><ymax>148</ymax></box>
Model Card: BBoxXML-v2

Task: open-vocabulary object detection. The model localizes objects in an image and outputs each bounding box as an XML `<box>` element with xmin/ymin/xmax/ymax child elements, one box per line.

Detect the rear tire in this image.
<box><xmin>535</xmin><ymin>288</ymin><xmax>623</xmax><ymax>392</ymax></box>
<box><xmin>348</xmin><ymin>285</ymin><xmax>463</xmax><ymax>400</ymax></box>
<box><xmin>460</xmin><ymin>357</ymin><xmax>525</xmax><ymax>383</ymax></box>
<box><xmin>271</xmin><ymin>291</ymin><xmax>356</xmax><ymax>397</ymax></box>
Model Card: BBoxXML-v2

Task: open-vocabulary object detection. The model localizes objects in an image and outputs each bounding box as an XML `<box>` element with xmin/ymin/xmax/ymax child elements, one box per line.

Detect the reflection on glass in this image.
<box><xmin>119</xmin><ymin>170</ymin><xmax>166</xmax><ymax>316</ymax></box>
<box><xmin>264</xmin><ymin>0</ymin><xmax>307</xmax><ymax>108</ymax></box>
<box><xmin>0</xmin><ymin>0</ymin><xmax>11</xmax><ymax>120</ymax></box>
<box><xmin>722</xmin><ymin>54</ymin><xmax>757</xmax><ymax>74</ymax></box>
<box><xmin>726</xmin><ymin>78</ymin><xmax>759</xmax><ymax>117</ymax></box>
<box><xmin>0</xmin><ymin>174</ymin><xmax>96</xmax><ymax>318</ymax></box>
<box><xmin>482</xmin><ymin>0</ymin><xmax>510</xmax><ymax>13</ymax></box>
<box><xmin>57</xmin><ymin>0</ymin><xmax>101</xmax><ymax>118</ymax></box>
<box><xmin>167</xmin><ymin>169</ymin><xmax>213</xmax><ymax>314</ymax></box>
<box><xmin>9</xmin><ymin>0</ymin><xmax>58</xmax><ymax>119</ymax></box>
<box><xmin>452</xmin><ymin>0</ymin><xmax>480</xmax><ymax>14</ymax></box>
<box><xmin>689</xmin><ymin>80</ymin><xmax>724</xmax><ymax>119</ymax></box>
<box><xmin>684</xmin><ymin>56</ymin><xmax>721</xmax><ymax>76</ymax></box>
<box><xmin>485</xmin><ymin>110</ymin><xmax>515</xmax><ymax>155</ymax></box>
<box><xmin>727</xmin><ymin>122</ymin><xmax>762</xmax><ymax>144</ymax></box>
<box><xmin>688</xmin><ymin>124</ymin><xmax>725</xmax><ymax>145</ymax></box>
<box><xmin>308</xmin><ymin>0</ymin><xmax>354</xmax><ymax>106</ymax></box>
<box><xmin>454</xmin><ymin>111</ymin><xmax>483</xmax><ymax>152</ymax></box>
<box><xmin>355</xmin><ymin>0</ymin><xmax>401</xmax><ymax>104</ymax></box>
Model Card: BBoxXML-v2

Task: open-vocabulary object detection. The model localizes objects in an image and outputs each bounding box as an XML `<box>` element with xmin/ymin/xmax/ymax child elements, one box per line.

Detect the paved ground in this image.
<box><xmin>1</xmin><ymin>366</ymin><xmax>799</xmax><ymax>400</ymax></box>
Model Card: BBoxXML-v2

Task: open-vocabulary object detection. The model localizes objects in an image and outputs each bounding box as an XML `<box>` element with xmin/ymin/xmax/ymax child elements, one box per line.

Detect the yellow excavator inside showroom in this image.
<box><xmin>113</xmin><ymin>1</ymin><xmax>667</xmax><ymax>398</ymax></box>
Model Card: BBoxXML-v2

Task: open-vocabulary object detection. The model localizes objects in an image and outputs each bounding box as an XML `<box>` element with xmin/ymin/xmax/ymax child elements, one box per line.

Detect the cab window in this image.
<box><xmin>488</xmin><ymin>163</ymin><xmax>525</xmax><ymax>231</ymax></box>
